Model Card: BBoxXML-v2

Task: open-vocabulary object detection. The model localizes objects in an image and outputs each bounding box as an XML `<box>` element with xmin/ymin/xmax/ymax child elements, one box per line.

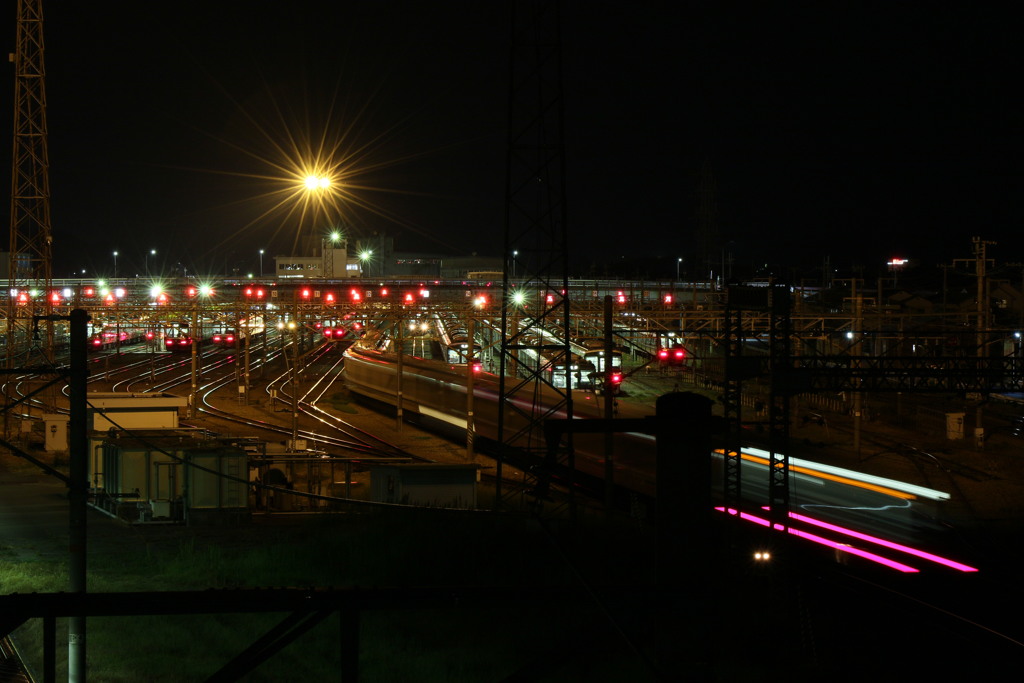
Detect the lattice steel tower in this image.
<box><xmin>496</xmin><ymin>0</ymin><xmax>572</xmax><ymax>505</ymax></box>
<box><xmin>6</xmin><ymin>0</ymin><xmax>55</xmax><ymax>365</ymax></box>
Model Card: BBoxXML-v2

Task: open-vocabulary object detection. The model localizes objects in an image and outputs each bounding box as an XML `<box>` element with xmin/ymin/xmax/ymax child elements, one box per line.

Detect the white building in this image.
<box><xmin>273</xmin><ymin>245</ymin><xmax>362</xmax><ymax>279</ymax></box>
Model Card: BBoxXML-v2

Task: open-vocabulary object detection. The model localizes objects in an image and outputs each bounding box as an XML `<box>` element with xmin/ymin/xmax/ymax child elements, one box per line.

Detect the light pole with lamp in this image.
<box><xmin>113</xmin><ymin>251</ymin><xmax>118</xmax><ymax>279</ymax></box>
<box><xmin>676</xmin><ymin>257</ymin><xmax>682</xmax><ymax>282</ymax></box>
<box><xmin>322</xmin><ymin>231</ymin><xmax>342</xmax><ymax>278</ymax></box>
<box><xmin>145</xmin><ymin>249</ymin><xmax>156</xmax><ymax>276</ymax></box>
<box><xmin>259</xmin><ymin>249</ymin><xmax>265</xmax><ymax>278</ymax></box>
<box><xmin>359</xmin><ymin>249</ymin><xmax>373</xmax><ymax>278</ymax></box>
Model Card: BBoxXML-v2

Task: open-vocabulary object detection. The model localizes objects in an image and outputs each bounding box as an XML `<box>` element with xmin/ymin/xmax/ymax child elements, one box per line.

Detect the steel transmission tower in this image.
<box><xmin>6</xmin><ymin>0</ymin><xmax>55</xmax><ymax>366</ymax></box>
<box><xmin>496</xmin><ymin>0</ymin><xmax>572</xmax><ymax>506</ymax></box>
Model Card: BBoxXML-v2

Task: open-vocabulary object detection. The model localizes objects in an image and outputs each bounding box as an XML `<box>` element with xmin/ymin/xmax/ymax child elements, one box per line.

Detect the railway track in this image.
<box><xmin>0</xmin><ymin>636</ymin><xmax>32</xmax><ymax>683</ymax></box>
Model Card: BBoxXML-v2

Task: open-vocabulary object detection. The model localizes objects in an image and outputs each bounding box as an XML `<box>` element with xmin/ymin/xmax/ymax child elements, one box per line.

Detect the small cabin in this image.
<box><xmin>370</xmin><ymin>463</ymin><xmax>479</xmax><ymax>509</ymax></box>
<box><xmin>97</xmin><ymin>435</ymin><xmax>249</xmax><ymax>525</ymax></box>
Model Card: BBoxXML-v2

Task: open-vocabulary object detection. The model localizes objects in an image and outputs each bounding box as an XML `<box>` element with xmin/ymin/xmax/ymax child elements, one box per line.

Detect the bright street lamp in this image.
<box><xmin>145</xmin><ymin>249</ymin><xmax>156</xmax><ymax>276</ymax></box>
<box><xmin>676</xmin><ymin>257</ymin><xmax>682</xmax><ymax>282</ymax></box>
<box><xmin>113</xmin><ymin>251</ymin><xmax>118</xmax><ymax>278</ymax></box>
<box><xmin>304</xmin><ymin>175</ymin><xmax>330</xmax><ymax>190</ymax></box>
<box><xmin>259</xmin><ymin>249</ymin><xmax>265</xmax><ymax>278</ymax></box>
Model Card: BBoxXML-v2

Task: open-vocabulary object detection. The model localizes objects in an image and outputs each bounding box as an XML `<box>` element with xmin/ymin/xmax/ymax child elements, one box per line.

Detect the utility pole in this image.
<box><xmin>497</xmin><ymin>0</ymin><xmax>572</xmax><ymax>509</ymax></box>
<box><xmin>973</xmin><ymin>236</ymin><xmax>995</xmax><ymax>449</ymax></box>
<box><xmin>6</xmin><ymin>0</ymin><xmax>56</xmax><ymax>441</ymax></box>
<box><xmin>395</xmin><ymin>314</ymin><xmax>404</xmax><ymax>432</ymax></box>
<box><xmin>466</xmin><ymin>311</ymin><xmax>476</xmax><ymax>460</ymax></box>
<box><xmin>952</xmin><ymin>237</ymin><xmax>996</xmax><ymax>449</ymax></box>
<box><xmin>852</xmin><ymin>281</ymin><xmax>863</xmax><ymax>456</ymax></box>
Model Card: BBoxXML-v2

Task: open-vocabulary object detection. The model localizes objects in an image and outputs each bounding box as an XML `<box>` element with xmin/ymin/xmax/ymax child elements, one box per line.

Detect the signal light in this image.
<box><xmin>664</xmin><ymin>294</ymin><xmax>673</xmax><ymax>304</ymax></box>
<box><xmin>657</xmin><ymin>346</ymin><xmax>687</xmax><ymax>365</ymax></box>
<box><xmin>186</xmin><ymin>286</ymin><xmax>197</xmax><ymax>297</ymax></box>
<box><xmin>616</xmin><ymin>291</ymin><xmax>626</xmax><ymax>304</ymax></box>
<box><xmin>472</xmin><ymin>362</ymin><xmax>483</xmax><ymax>373</ymax></box>
<box><xmin>606</xmin><ymin>370</ymin><xmax>623</xmax><ymax>395</ymax></box>
<box><xmin>301</xmin><ymin>288</ymin><xmax>312</xmax><ymax>299</ymax></box>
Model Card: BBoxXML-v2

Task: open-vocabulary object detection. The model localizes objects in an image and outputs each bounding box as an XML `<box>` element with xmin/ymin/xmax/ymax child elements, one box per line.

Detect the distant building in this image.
<box><xmin>268</xmin><ymin>232</ymin><xmax>501</xmax><ymax>280</ymax></box>
<box><xmin>273</xmin><ymin>234</ymin><xmax>360</xmax><ymax>278</ymax></box>
<box><xmin>274</xmin><ymin>248</ymin><xmax>358</xmax><ymax>279</ymax></box>
<box><xmin>439</xmin><ymin>255</ymin><xmax>503</xmax><ymax>279</ymax></box>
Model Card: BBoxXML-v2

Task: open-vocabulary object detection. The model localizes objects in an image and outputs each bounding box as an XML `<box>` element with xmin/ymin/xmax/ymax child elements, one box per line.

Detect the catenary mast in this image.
<box><xmin>6</xmin><ymin>0</ymin><xmax>55</xmax><ymax>369</ymax></box>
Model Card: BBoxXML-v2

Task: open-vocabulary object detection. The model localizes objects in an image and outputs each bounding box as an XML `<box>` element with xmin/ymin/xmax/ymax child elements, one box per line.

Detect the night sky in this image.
<box><xmin>2</xmin><ymin>2</ymin><xmax>1021</xmax><ymax>280</ymax></box>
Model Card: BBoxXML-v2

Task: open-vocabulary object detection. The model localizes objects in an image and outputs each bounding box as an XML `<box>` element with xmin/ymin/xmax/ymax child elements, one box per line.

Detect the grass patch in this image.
<box><xmin>8</xmin><ymin>509</ymin><xmax>666</xmax><ymax>681</ymax></box>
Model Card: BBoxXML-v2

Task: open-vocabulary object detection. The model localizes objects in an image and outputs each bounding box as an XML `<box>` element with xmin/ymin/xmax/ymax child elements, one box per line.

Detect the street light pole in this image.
<box><xmin>113</xmin><ymin>251</ymin><xmax>118</xmax><ymax>279</ymax></box>
<box><xmin>145</xmin><ymin>249</ymin><xmax>156</xmax><ymax>276</ymax></box>
<box><xmin>676</xmin><ymin>257</ymin><xmax>682</xmax><ymax>282</ymax></box>
<box><xmin>259</xmin><ymin>249</ymin><xmax>265</xmax><ymax>278</ymax></box>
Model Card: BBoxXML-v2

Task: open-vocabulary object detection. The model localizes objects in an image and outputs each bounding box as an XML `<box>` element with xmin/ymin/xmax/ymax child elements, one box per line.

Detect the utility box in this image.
<box><xmin>43</xmin><ymin>414</ymin><xmax>69</xmax><ymax>452</ymax></box>
<box><xmin>370</xmin><ymin>463</ymin><xmax>479</xmax><ymax>509</ymax></box>
<box><xmin>88</xmin><ymin>392</ymin><xmax>188</xmax><ymax>431</ymax></box>
<box><xmin>945</xmin><ymin>412</ymin><xmax>965</xmax><ymax>440</ymax></box>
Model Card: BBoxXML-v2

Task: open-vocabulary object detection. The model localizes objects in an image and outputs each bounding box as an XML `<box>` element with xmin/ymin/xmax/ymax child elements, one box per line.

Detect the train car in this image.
<box><xmin>239</xmin><ymin>315</ymin><xmax>266</xmax><ymax>339</ymax></box>
<box><xmin>164</xmin><ymin>334</ymin><xmax>199</xmax><ymax>353</ymax></box>
<box><xmin>319</xmin><ymin>318</ymin><xmax>362</xmax><ymax>341</ymax></box>
<box><xmin>342</xmin><ymin>336</ymin><xmax>657</xmax><ymax>497</ymax></box>
<box><xmin>211</xmin><ymin>330</ymin><xmax>237</xmax><ymax>347</ymax></box>
<box><xmin>656</xmin><ymin>345</ymin><xmax>688</xmax><ymax>366</ymax></box>
<box><xmin>583</xmin><ymin>348</ymin><xmax>622</xmax><ymax>373</ymax></box>
<box><xmin>88</xmin><ymin>328</ymin><xmax>137</xmax><ymax>351</ymax></box>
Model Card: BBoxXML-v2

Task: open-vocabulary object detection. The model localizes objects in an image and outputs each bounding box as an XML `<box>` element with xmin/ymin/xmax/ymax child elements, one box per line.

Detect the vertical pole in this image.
<box><xmin>44</xmin><ymin>614</ymin><xmax>56</xmax><ymax>683</ymax></box>
<box><xmin>466</xmin><ymin>312</ymin><xmax>476</xmax><ymax>460</ymax></box>
<box><xmin>68</xmin><ymin>309</ymin><xmax>90</xmax><ymax>682</ymax></box>
<box><xmin>189</xmin><ymin>305</ymin><xmax>199</xmax><ymax>419</ymax></box>
<box><xmin>657</xmin><ymin>391</ymin><xmax>713</xmax><ymax>575</ymax></box>
<box><xmin>244</xmin><ymin>314</ymin><xmax>252</xmax><ymax>392</ymax></box>
<box><xmin>291</xmin><ymin>327</ymin><xmax>299</xmax><ymax>450</ymax></box>
<box><xmin>396</xmin><ymin>316</ymin><xmax>404</xmax><ymax>431</ymax></box>
<box><xmin>603</xmin><ymin>295</ymin><xmax>615</xmax><ymax>509</ymax></box>
<box><xmin>655</xmin><ymin>392</ymin><xmax>713</xmax><ymax>670</ymax></box>
<box><xmin>340</xmin><ymin>608</ymin><xmax>359</xmax><ymax>681</ymax></box>
<box><xmin>852</xmin><ymin>280</ymin><xmax>862</xmax><ymax>456</ymax></box>
<box><xmin>975</xmin><ymin>237</ymin><xmax>991</xmax><ymax>449</ymax></box>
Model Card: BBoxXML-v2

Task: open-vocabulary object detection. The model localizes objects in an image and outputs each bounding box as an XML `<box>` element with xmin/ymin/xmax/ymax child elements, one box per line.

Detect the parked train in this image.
<box><xmin>88</xmin><ymin>328</ymin><xmax>143</xmax><ymax>351</ymax></box>
<box><xmin>342</xmin><ymin>335</ymin><xmax>659</xmax><ymax>499</ymax></box>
